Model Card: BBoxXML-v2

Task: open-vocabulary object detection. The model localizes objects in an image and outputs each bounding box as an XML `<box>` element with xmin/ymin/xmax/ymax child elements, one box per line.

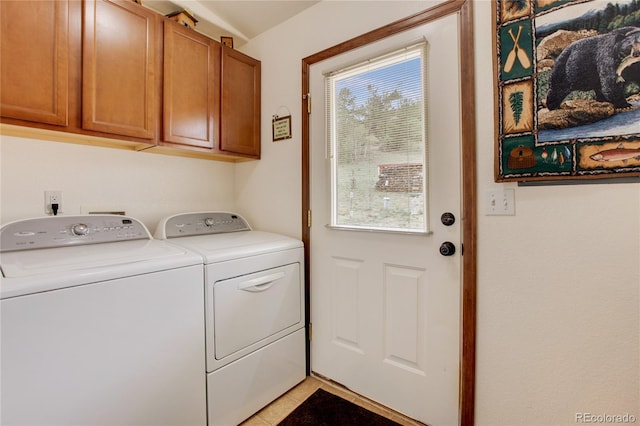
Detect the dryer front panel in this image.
<box><xmin>213</xmin><ymin>263</ymin><xmax>301</xmax><ymax>359</ymax></box>
<box><xmin>204</xmin><ymin>247</ymin><xmax>304</xmax><ymax>372</ymax></box>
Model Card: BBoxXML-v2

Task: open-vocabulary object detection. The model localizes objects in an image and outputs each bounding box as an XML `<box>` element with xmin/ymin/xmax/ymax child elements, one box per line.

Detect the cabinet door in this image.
<box><xmin>163</xmin><ymin>21</ymin><xmax>219</xmax><ymax>149</ymax></box>
<box><xmin>82</xmin><ymin>0</ymin><xmax>157</xmax><ymax>139</ymax></box>
<box><xmin>220</xmin><ymin>46</ymin><xmax>261</xmax><ymax>157</ymax></box>
<box><xmin>0</xmin><ymin>1</ymin><xmax>69</xmax><ymax>126</ymax></box>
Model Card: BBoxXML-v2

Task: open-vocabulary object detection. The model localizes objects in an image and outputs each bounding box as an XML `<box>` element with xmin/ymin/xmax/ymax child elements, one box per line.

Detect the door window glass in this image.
<box><xmin>326</xmin><ymin>43</ymin><xmax>429</xmax><ymax>233</ymax></box>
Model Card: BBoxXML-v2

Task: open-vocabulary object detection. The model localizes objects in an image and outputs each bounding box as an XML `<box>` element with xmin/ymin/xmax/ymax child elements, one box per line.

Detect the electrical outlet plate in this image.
<box><xmin>44</xmin><ymin>190</ymin><xmax>62</xmax><ymax>215</ymax></box>
<box><xmin>485</xmin><ymin>189</ymin><xmax>515</xmax><ymax>216</ymax></box>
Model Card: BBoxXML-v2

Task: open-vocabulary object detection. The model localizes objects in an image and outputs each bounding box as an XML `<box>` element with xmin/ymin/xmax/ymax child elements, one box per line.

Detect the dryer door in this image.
<box><xmin>212</xmin><ymin>263</ymin><xmax>302</xmax><ymax>362</ymax></box>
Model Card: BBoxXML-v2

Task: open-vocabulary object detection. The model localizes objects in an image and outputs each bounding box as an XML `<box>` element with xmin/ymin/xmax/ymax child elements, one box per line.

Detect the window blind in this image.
<box><xmin>326</xmin><ymin>42</ymin><xmax>429</xmax><ymax>233</ymax></box>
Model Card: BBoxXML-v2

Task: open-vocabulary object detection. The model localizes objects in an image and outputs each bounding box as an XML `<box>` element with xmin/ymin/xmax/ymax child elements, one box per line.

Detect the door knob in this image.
<box><xmin>441</xmin><ymin>212</ymin><xmax>455</xmax><ymax>226</ymax></box>
<box><xmin>439</xmin><ymin>241</ymin><xmax>456</xmax><ymax>256</ymax></box>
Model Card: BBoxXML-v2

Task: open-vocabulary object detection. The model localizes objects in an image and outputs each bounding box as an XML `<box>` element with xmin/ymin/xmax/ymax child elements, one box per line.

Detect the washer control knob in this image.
<box><xmin>204</xmin><ymin>218</ymin><xmax>215</xmax><ymax>227</ymax></box>
<box><xmin>71</xmin><ymin>223</ymin><xmax>89</xmax><ymax>236</ymax></box>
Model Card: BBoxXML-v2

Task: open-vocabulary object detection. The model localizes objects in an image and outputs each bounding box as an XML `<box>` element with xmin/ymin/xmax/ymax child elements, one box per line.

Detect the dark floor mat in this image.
<box><xmin>277</xmin><ymin>388</ymin><xmax>401</xmax><ymax>426</ymax></box>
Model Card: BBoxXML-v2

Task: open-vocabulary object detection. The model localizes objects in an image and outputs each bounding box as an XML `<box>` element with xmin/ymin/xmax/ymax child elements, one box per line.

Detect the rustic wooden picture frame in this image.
<box><xmin>221</xmin><ymin>36</ymin><xmax>234</xmax><ymax>48</ymax></box>
<box><xmin>493</xmin><ymin>0</ymin><xmax>640</xmax><ymax>182</ymax></box>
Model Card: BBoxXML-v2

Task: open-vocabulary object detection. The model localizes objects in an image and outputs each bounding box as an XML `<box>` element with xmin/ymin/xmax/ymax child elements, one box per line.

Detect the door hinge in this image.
<box><xmin>308</xmin><ymin>323</ymin><xmax>312</xmax><ymax>341</ymax></box>
<box><xmin>304</xmin><ymin>93</ymin><xmax>311</xmax><ymax>114</ymax></box>
<box><xmin>307</xmin><ymin>210</ymin><xmax>312</xmax><ymax>228</ymax></box>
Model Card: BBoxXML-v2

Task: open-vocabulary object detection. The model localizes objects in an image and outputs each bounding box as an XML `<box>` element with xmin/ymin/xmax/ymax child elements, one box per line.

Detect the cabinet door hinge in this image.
<box><xmin>307</xmin><ymin>210</ymin><xmax>312</xmax><ymax>228</ymax></box>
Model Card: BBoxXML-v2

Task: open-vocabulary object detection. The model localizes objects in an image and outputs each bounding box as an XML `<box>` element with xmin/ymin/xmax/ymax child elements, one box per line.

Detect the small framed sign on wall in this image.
<box><xmin>272</xmin><ymin>115</ymin><xmax>292</xmax><ymax>141</ymax></box>
<box><xmin>493</xmin><ymin>0</ymin><xmax>640</xmax><ymax>183</ymax></box>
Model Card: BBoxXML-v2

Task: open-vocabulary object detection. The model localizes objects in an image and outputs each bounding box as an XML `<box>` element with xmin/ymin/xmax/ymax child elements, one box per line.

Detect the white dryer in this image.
<box><xmin>155</xmin><ymin>212</ymin><xmax>306</xmax><ymax>426</ymax></box>
<box><xmin>0</xmin><ymin>215</ymin><xmax>206</xmax><ymax>426</ymax></box>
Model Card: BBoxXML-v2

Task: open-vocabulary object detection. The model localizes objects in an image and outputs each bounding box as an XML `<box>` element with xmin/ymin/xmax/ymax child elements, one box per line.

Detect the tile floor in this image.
<box><xmin>240</xmin><ymin>374</ymin><xmax>426</xmax><ymax>426</ymax></box>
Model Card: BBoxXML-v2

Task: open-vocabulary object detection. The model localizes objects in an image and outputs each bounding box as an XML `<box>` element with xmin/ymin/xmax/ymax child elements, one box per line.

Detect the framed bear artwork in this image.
<box><xmin>493</xmin><ymin>0</ymin><xmax>640</xmax><ymax>182</ymax></box>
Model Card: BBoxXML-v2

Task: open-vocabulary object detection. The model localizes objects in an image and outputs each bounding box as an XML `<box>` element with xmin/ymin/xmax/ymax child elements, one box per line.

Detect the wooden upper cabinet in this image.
<box><xmin>1</xmin><ymin>0</ymin><xmax>261</xmax><ymax>161</ymax></box>
<box><xmin>82</xmin><ymin>0</ymin><xmax>157</xmax><ymax>139</ymax></box>
<box><xmin>220</xmin><ymin>46</ymin><xmax>261</xmax><ymax>157</ymax></box>
<box><xmin>0</xmin><ymin>1</ymin><xmax>69</xmax><ymax>126</ymax></box>
<box><xmin>163</xmin><ymin>21</ymin><xmax>219</xmax><ymax>149</ymax></box>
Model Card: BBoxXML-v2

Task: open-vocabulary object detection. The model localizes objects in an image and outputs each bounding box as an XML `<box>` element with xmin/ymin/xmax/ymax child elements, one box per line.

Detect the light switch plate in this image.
<box><xmin>485</xmin><ymin>189</ymin><xmax>515</xmax><ymax>216</ymax></box>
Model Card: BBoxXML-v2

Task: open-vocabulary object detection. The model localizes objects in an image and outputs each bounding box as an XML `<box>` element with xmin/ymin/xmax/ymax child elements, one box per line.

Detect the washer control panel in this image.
<box><xmin>0</xmin><ymin>215</ymin><xmax>151</xmax><ymax>252</ymax></box>
<box><xmin>162</xmin><ymin>212</ymin><xmax>251</xmax><ymax>238</ymax></box>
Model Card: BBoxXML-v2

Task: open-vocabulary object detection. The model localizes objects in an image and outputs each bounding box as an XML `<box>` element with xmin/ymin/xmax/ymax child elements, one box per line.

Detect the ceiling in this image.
<box><xmin>144</xmin><ymin>0</ymin><xmax>320</xmax><ymax>46</ymax></box>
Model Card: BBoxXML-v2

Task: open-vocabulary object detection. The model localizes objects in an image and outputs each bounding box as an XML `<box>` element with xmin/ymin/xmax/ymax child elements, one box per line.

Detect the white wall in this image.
<box><xmin>0</xmin><ymin>136</ymin><xmax>236</xmax><ymax>231</ymax></box>
<box><xmin>473</xmin><ymin>2</ymin><xmax>639</xmax><ymax>424</ymax></box>
<box><xmin>238</xmin><ymin>1</ymin><xmax>640</xmax><ymax>424</ymax></box>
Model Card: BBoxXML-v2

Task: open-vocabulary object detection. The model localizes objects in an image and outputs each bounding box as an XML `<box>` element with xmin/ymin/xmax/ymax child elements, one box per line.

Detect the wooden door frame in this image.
<box><xmin>301</xmin><ymin>1</ymin><xmax>476</xmax><ymax>424</ymax></box>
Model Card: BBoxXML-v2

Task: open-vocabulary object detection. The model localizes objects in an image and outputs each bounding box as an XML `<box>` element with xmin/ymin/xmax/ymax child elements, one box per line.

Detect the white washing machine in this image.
<box><xmin>0</xmin><ymin>215</ymin><xmax>207</xmax><ymax>426</ymax></box>
<box><xmin>155</xmin><ymin>212</ymin><xmax>306</xmax><ymax>426</ymax></box>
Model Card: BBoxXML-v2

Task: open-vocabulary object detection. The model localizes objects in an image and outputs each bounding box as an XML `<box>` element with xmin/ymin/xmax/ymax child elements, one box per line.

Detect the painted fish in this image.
<box><xmin>590</xmin><ymin>144</ymin><xmax>640</xmax><ymax>162</ymax></box>
<box><xmin>616</xmin><ymin>54</ymin><xmax>640</xmax><ymax>82</ymax></box>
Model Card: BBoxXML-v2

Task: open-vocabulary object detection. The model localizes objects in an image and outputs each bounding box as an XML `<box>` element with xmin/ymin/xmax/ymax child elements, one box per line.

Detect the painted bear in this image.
<box><xmin>546</xmin><ymin>26</ymin><xmax>640</xmax><ymax>110</ymax></box>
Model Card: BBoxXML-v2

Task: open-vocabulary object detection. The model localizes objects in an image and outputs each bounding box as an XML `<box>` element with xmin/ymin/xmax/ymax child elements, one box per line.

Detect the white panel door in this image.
<box><xmin>310</xmin><ymin>13</ymin><xmax>462</xmax><ymax>426</ymax></box>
